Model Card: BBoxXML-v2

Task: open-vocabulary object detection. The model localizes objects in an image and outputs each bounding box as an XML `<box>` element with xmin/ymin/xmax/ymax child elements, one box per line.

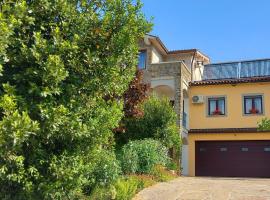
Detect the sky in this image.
<box><xmin>141</xmin><ymin>0</ymin><xmax>270</xmax><ymax>63</ymax></box>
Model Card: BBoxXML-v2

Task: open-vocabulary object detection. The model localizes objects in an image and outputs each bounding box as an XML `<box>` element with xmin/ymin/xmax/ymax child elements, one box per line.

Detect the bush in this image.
<box><xmin>150</xmin><ymin>165</ymin><xmax>177</xmax><ymax>182</ymax></box>
<box><xmin>120</xmin><ymin>139</ymin><xmax>170</xmax><ymax>174</ymax></box>
<box><xmin>92</xmin><ymin>151</ymin><xmax>122</xmax><ymax>187</ymax></box>
<box><xmin>129</xmin><ymin>174</ymin><xmax>156</xmax><ymax>190</ymax></box>
<box><xmin>258</xmin><ymin>118</ymin><xmax>270</xmax><ymax>131</ymax></box>
<box><xmin>114</xmin><ymin>177</ymin><xmax>139</xmax><ymax>200</ymax></box>
<box><xmin>89</xmin><ymin>185</ymin><xmax>116</xmax><ymax>200</ymax></box>
<box><xmin>166</xmin><ymin>161</ymin><xmax>178</xmax><ymax>171</ymax></box>
<box><xmin>82</xmin><ymin>150</ymin><xmax>121</xmax><ymax>196</ymax></box>
<box><xmin>124</xmin><ymin>96</ymin><xmax>181</xmax><ymax>149</ymax></box>
<box><xmin>89</xmin><ymin>175</ymin><xmax>156</xmax><ymax>200</ymax></box>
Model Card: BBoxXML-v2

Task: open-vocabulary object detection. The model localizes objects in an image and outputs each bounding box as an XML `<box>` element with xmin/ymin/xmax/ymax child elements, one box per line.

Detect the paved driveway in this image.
<box><xmin>134</xmin><ymin>177</ymin><xmax>270</xmax><ymax>200</ymax></box>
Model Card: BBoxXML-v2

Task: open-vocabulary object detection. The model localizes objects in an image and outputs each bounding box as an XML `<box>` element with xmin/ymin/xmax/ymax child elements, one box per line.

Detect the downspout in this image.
<box><xmin>190</xmin><ymin>51</ymin><xmax>196</xmax><ymax>82</ymax></box>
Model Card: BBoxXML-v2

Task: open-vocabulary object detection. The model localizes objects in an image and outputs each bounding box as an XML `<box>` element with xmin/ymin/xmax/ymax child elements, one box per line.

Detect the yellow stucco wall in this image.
<box><xmin>188</xmin><ymin>132</ymin><xmax>270</xmax><ymax>176</ymax></box>
<box><xmin>189</xmin><ymin>82</ymin><xmax>270</xmax><ymax>129</ymax></box>
<box><xmin>188</xmin><ymin>82</ymin><xmax>270</xmax><ymax>176</ymax></box>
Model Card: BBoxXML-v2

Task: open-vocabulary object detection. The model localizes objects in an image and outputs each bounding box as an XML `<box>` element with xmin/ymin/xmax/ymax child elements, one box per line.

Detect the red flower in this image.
<box><xmin>212</xmin><ymin>110</ymin><xmax>222</xmax><ymax>115</ymax></box>
<box><xmin>249</xmin><ymin>108</ymin><xmax>259</xmax><ymax>114</ymax></box>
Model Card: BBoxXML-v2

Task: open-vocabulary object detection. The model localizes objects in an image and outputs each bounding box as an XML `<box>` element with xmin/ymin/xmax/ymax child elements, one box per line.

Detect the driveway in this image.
<box><xmin>133</xmin><ymin>177</ymin><xmax>270</xmax><ymax>200</ymax></box>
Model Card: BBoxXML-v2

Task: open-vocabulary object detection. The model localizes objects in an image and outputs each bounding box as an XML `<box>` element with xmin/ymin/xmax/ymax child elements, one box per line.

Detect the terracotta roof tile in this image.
<box><xmin>189</xmin><ymin>128</ymin><xmax>270</xmax><ymax>134</ymax></box>
<box><xmin>190</xmin><ymin>76</ymin><xmax>270</xmax><ymax>86</ymax></box>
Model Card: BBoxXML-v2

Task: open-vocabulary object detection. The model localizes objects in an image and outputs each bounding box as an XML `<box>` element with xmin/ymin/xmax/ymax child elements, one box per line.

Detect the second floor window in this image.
<box><xmin>138</xmin><ymin>50</ymin><xmax>147</xmax><ymax>69</ymax></box>
<box><xmin>208</xmin><ymin>97</ymin><xmax>225</xmax><ymax>116</ymax></box>
<box><xmin>244</xmin><ymin>95</ymin><xmax>263</xmax><ymax>115</ymax></box>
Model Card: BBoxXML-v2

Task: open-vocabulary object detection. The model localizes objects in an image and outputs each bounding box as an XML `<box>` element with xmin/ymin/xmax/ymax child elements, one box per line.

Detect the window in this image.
<box><xmin>220</xmin><ymin>147</ymin><xmax>227</xmax><ymax>152</ymax></box>
<box><xmin>243</xmin><ymin>95</ymin><xmax>263</xmax><ymax>115</ymax></box>
<box><xmin>241</xmin><ymin>147</ymin><xmax>249</xmax><ymax>152</ymax></box>
<box><xmin>138</xmin><ymin>50</ymin><xmax>147</xmax><ymax>69</ymax></box>
<box><xmin>170</xmin><ymin>100</ymin><xmax>175</xmax><ymax>107</ymax></box>
<box><xmin>208</xmin><ymin>97</ymin><xmax>225</xmax><ymax>116</ymax></box>
<box><xmin>199</xmin><ymin>148</ymin><xmax>206</xmax><ymax>152</ymax></box>
<box><xmin>264</xmin><ymin>147</ymin><xmax>270</xmax><ymax>152</ymax></box>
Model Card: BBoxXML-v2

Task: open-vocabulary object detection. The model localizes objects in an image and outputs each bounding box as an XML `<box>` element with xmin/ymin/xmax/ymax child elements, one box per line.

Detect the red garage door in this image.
<box><xmin>195</xmin><ymin>141</ymin><xmax>270</xmax><ymax>177</ymax></box>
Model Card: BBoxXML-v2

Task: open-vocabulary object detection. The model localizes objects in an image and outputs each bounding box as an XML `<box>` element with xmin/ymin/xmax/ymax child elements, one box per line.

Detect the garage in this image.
<box><xmin>195</xmin><ymin>140</ymin><xmax>270</xmax><ymax>177</ymax></box>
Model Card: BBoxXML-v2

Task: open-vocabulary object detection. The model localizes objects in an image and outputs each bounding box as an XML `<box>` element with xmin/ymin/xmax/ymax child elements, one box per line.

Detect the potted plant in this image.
<box><xmin>249</xmin><ymin>108</ymin><xmax>259</xmax><ymax>114</ymax></box>
<box><xmin>212</xmin><ymin>109</ymin><xmax>222</xmax><ymax>115</ymax></box>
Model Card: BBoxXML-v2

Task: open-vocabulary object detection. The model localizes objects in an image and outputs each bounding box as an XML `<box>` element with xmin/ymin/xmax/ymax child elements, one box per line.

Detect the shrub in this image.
<box><xmin>166</xmin><ymin>161</ymin><xmax>178</xmax><ymax>171</ymax></box>
<box><xmin>258</xmin><ymin>118</ymin><xmax>270</xmax><ymax>131</ymax></box>
<box><xmin>120</xmin><ymin>139</ymin><xmax>170</xmax><ymax>174</ymax></box>
<box><xmin>89</xmin><ymin>185</ymin><xmax>116</xmax><ymax>200</ymax></box>
<box><xmin>129</xmin><ymin>174</ymin><xmax>156</xmax><ymax>190</ymax></box>
<box><xmin>114</xmin><ymin>177</ymin><xmax>139</xmax><ymax>200</ymax></box>
<box><xmin>150</xmin><ymin>165</ymin><xmax>177</xmax><ymax>182</ymax></box>
<box><xmin>89</xmin><ymin>175</ymin><xmax>156</xmax><ymax>200</ymax></box>
<box><xmin>92</xmin><ymin>151</ymin><xmax>122</xmax><ymax>187</ymax></box>
<box><xmin>124</xmin><ymin>96</ymin><xmax>181</xmax><ymax>149</ymax></box>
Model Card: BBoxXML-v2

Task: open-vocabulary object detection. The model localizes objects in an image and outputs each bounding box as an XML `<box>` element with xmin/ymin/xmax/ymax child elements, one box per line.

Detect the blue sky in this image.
<box><xmin>141</xmin><ymin>0</ymin><xmax>270</xmax><ymax>63</ymax></box>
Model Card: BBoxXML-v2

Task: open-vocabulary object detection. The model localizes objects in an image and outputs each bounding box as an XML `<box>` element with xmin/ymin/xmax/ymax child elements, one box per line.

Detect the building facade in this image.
<box><xmin>188</xmin><ymin>59</ymin><xmax>270</xmax><ymax>177</ymax></box>
<box><xmin>139</xmin><ymin>35</ymin><xmax>270</xmax><ymax>177</ymax></box>
<box><xmin>138</xmin><ymin>35</ymin><xmax>209</xmax><ymax>175</ymax></box>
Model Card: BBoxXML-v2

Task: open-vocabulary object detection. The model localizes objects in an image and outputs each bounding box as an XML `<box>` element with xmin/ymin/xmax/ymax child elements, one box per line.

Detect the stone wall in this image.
<box><xmin>138</xmin><ymin>38</ymin><xmax>192</xmax><ymax>137</ymax></box>
<box><xmin>144</xmin><ymin>62</ymin><xmax>191</xmax><ymax>136</ymax></box>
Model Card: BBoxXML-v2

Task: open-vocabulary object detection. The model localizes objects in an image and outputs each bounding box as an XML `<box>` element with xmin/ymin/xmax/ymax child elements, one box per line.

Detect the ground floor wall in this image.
<box><xmin>181</xmin><ymin>145</ymin><xmax>189</xmax><ymax>175</ymax></box>
<box><xmin>188</xmin><ymin>132</ymin><xmax>270</xmax><ymax>176</ymax></box>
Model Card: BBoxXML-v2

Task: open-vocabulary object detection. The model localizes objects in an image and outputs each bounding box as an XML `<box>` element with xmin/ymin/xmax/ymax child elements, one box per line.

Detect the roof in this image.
<box><xmin>146</xmin><ymin>34</ymin><xmax>210</xmax><ymax>60</ymax></box>
<box><xmin>206</xmin><ymin>57</ymin><xmax>270</xmax><ymax>66</ymax></box>
<box><xmin>189</xmin><ymin>128</ymin><xmax>269</xmax><ymax>133</ymax></box>
<box><xmin>189</xmin><ymin>76</ymin><xmax>270</xmax><ymax>86</ymax></box>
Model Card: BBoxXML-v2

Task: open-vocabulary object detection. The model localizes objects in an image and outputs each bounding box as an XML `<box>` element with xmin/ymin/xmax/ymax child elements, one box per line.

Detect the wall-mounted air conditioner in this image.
<box><xmin>192</xmin><ymin>95</ymin><xmax>204</xmax><ymax>104</ymax></box>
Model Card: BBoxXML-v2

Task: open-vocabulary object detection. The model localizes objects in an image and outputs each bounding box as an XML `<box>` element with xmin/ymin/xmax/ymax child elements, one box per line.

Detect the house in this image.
<box><xmin>138</xmin><ymin>35</ymin><xmax>210</xmax><ymax>175</ymax></box>
<box><xmin>188</xmin><ymin>59</ymin><xmax>270</xmax><ymax>177</ymax></box>
<box><xmin>139</xmin><ymin>35</ymin><xmax>270</xmax><ymax>177</ymax></box>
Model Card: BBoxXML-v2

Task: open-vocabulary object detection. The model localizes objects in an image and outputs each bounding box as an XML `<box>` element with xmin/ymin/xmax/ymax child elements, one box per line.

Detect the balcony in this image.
<box><xmin>202</xmin><ymin>59</ymin><xmax>270</xmax><ymax>80</ymax></box>
<box><xmin>182</xmin><ymin>112</ymin><xmax>187</xmax><ymax>129</ymax></box>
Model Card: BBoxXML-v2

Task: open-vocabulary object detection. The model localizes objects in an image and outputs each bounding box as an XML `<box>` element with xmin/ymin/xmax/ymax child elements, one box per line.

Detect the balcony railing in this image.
<box><xmin>182</xmin><ymin>112</ymin><xmax>187</xmax><ymax>129</ymax></box>
<box><xmin>202</xmin><ymin>59</ymin><xmax>270</xmax><ymax>80</ymax></box>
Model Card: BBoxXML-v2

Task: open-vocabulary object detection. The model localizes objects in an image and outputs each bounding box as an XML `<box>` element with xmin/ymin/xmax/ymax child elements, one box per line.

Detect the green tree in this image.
<box><xmin>0</xmin><ymin>0</ymin><xmax>151</xmax><ymax>199</ymax></box>
<box><xmin>125</xmin><ymin>96</ymin><xmax>181</xmax><ymax>149</ymax></box>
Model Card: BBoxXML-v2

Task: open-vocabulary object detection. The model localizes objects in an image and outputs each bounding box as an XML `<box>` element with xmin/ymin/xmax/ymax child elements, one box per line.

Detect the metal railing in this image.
<box><xmin>202</xmin><ymin>59</ymin><xmax>270</xmax><ymax>80</ymax></box>
<box><xmin>182</xmin><ymin>112</ymin><xmax>187</xmax><ymax>128</ymax></box>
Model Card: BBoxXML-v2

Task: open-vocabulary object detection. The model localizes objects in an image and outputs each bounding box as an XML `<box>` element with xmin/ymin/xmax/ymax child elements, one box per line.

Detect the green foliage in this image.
<box><xmin>258</xmin><ymin>118</ymin><xmax>270</xmax><ymax>131</ymax></box>
<box><xmin>89</xmin><ymin>168</ymin><xmax>176</xmax><ymax>200</ymax></box>
<box><xmin>120</xmin><ymin>139</ymin><xmax>170</xmax><ymax>174</ymax></box>
<box><xmin>90</xmin><ymin>176</ymin><xmax>142</xmax><ymax>200</ymax></box>
<box><xmin>125</xmin><ymin>96</ymin><xmax>181</xmax><ymax>148</ymax></box>
<box><xmin>166</xmin><ymin>161</ymin><xmax>178</xmax><ymax>171</ymax></box>
<box><xmin>89</xmin><ymin>185</ymin><xmax>116</xmax><ymax>200</ymax></box>
<box><xmin>129</xmin><ymin>174</ymin><xmax>156</xmax><ymax>190</ymax></box>
<box><xmin>114</xmin><ymin>177</ymin><xmax>140</xmax><ymax>200</ymax></box>
<box><xmin>91</xmin><ymin>151</ymin><xmax>122</xmax><ymax>188</ymax></box>
<box><xmin>0</xmin><ymin>0</ymin><xmax>151</xmax><ymax>199</ymax></box>
<box><xmin>149</xmin><ymin>165</ymin><xmax>177</xmax><ymax>182</ymax></box>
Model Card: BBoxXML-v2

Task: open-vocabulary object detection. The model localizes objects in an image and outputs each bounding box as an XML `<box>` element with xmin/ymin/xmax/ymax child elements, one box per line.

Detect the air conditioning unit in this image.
<box><xmin>192</xmin><ymin>95</ymin><xmax>204</xmax><ymax>104</ymax></box>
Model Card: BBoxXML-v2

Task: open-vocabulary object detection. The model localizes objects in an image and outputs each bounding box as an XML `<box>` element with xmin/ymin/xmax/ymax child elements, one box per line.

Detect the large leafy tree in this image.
<box><xmin>0</xmin><ymin>0</ymin><xmax>151</xmax><ymax>199</ymax></box>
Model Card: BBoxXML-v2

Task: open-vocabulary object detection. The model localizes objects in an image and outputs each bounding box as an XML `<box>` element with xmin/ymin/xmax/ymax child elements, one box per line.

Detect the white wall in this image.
<box><xmin>181</xmin><ymin>145</ymin><xmax>189</xmax><ymax>176</ymax></box>
<box><xmin>193</xmin><ymin>62</ymin><xmax>204</xmax><ymax>81</ymax></box>
<box><xmin>151</xmin><ymin>47</ymin><xmax>163</xmax><ymax>63</ymax></box>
